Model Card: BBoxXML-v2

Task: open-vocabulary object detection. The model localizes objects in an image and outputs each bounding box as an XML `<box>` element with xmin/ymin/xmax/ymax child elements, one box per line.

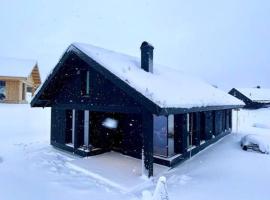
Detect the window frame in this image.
<box><xmin>0</xmin><ymin>80</ymin><xmax>6</xmax><ymax>101</ymax></box>
<box><xmin>81</xmin><ymin>70</ymin><xmax>90</xmax><ymax>96</ymax></box>
<box><xmin>153</xmin><ymin>115</ymin><xmax>176</xmax><ymax>158</ymax></box>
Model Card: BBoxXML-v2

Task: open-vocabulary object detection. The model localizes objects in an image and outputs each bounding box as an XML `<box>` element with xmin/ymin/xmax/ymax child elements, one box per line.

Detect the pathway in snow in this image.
<box><xmin>0</xmin><ymin>104</ymin><xmax>138</xmax><ymax>200</ymax></box>
<box><xmin>1</xmin><ymin>104</ymin><xmax>270</xmax><ymax>200</ymax></box>
<box><xmin>67</xmin><ymin>151</ymin><xmax>169</xmax><ymax>193</ymax></box>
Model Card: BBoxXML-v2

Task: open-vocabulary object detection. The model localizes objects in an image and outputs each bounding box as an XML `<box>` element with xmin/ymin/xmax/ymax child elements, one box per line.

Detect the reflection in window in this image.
<box><xmin>168</xmin><ymin>115</ymin><xmax>175</xmax><ymax>157</ymax></box>
<box><xmin>153</xmin><ymin>115</ymin><xmax>168</xmax><ymax>157</ymax></box>
<box><xmin>0</xmin><ymin>81</ymin><xmax>6</xmax><ymax>101</ymax></box>
<box><xmin>187</xmin><ymin>113</ymin><xmax>194</xmax><ymax>150</ymax></box>
<box><xmin>81</xmin><ymin>70</ymin><xmax>90</xmax><ymax>96</ymax></box>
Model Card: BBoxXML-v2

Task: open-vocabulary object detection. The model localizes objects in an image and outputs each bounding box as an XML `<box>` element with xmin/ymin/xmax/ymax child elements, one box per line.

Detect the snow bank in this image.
<box><xmin>253</xmin><ymin>123</ymin><xmax>270</xmax><ymax>130</ymax></box>
<box><xmin>72</xmin><ymin>43</ymin><xmax>243</xmax><ymax>108</ymax></box>
<box><xmin>142</xmin><ymin>176</ymin><xmax>169</xmax><ymax>200</ymax></box>
<box><xmin>241</xmin><ymin>134</ymin><xmax>270</xmax><ymax>154</ymax></box>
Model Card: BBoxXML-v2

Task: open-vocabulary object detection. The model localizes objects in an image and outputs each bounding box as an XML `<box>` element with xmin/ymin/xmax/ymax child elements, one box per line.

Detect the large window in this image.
<box><xmin>154</xmin><ymin>116</ymin><xmax>168</xmax><ymax>157</ymax></box>
<box><xmin>153</xmin><ymin>115</ymin><xmax>175</xmax><ymax>157</ymax></box>
<box><xmin>0</xmin><ymin>80</ymin><xmax>6</xmax><ymax>101</ymax></box>
<box><xmin>187</xmin><ymin>113</ymin><xmax>195</xmax><ymax>150</ymax></box>
<box><xmin>65</xmin><ymin>109</ymin><xmax>74</xmax><ymax>145</ymax></box>
<box><xmin>168</xmin><ymin>115</ymin><xmax>175</xmax><ymax>157</ymax></box>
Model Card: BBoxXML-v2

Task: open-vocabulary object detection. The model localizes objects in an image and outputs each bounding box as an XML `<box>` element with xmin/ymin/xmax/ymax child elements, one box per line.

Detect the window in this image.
<box><xmin>168</xmin><ymin>115</ymin><xmax>175</xmax><ymax>157</ymax></box>
<box><xmin>187</xmin><ymin>113</ymin><xmax>194</xmax><ymax>150</ymax></box>
<box><xmin>0</xmin><ymin>81</ymin><xmax>6</xmax><ymax>101</ymax></box>
<box><xmin>153</xmin><ymin>116</ymin><xmax>168</xmax><ymax>157</ymax></box>
<box><xmin>65</xmin><ymin>110</ymin><xmax>74</xmax><ymax>145</ymax></box>
<box><xmin>22</xmin><ymin>83</ymin><xmax>26</xmax><ymax>100</ymax></box>
<box><xmin>27</xmin><ymin>86</ymin><xmax>33</xmax><ymax>93</ymax></box>
<box><xmin>153</xmin><ymin>115</ymin><xmax>176</xmax><ymax>157</ymax></box>
<box><xmin>200</xmin><ymin>112</ymin><xmax>206</xmax><ymax>142</ymax></box>
<box><xmin>222</xmin><ymin>110</ymin><xmax>226</xmax><ymax>131</ymax></box>
<box><xmin>81</xmin><ymin>70</ymin><xmax>90</xmax><ymax>96</ymax></box>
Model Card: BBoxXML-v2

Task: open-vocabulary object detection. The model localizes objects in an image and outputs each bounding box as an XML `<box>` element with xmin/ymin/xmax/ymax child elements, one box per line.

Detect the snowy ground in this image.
<box><xmin>0</xmin><ymin>104</ymin><xmax>270</xmax><ymax>200</ymax></box>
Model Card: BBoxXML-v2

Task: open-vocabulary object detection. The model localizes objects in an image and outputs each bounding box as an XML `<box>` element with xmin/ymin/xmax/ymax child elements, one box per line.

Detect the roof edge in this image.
<box><xmin>159</xmin><ymin>104</ymin><xmax>244</xmax><ymax>115</ymax></box>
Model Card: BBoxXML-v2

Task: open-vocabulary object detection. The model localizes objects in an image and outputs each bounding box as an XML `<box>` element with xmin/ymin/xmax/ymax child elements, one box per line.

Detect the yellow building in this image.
<box><xmin>0</xmin><ymin>57</ymin><xmax>41</xmax><ymax>103</ymax></box>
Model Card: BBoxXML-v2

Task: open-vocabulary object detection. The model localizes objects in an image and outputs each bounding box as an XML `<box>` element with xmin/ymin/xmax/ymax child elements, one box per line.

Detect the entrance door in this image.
<box><xmin>89</xmin><ymin>112</ymin><xmax>142</xmax><ymax>158</ymax></box>
<box><xmin>90</xmin><ymin>112</ymin><xmax>123</xmax><ymax>151</ymax></box>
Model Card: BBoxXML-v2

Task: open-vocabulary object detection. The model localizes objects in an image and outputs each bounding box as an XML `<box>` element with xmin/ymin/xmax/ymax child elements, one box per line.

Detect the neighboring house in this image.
<box><xmin>0</xmin><ymin>57</ymin><xmax>41</xmax><ymax>103</ymax></box>
<box><xmin>229</xmin><ymin>87</ymin><xmax>270</xmax><ymax>109</ymax></box>
<box><xmin>31</xmin><ymin>42</ymin><xmax>243</xmax><ymax>177</ymax></box>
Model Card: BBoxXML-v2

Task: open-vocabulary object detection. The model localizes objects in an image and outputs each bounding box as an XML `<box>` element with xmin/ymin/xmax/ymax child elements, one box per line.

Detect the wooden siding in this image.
<box><xmin>1</xmin><ymin>79</ymin><xmax>31</xmax><ymax>103</ymax></box>
<box><xmin>5</xmin><ymin>80</ymin><xmax>20</xmax><ymax>103</ymax></box>
<box><xmin>0</xmin><ymin>64</ymin><xmax>41</xmax><ymax>103</ymax></box>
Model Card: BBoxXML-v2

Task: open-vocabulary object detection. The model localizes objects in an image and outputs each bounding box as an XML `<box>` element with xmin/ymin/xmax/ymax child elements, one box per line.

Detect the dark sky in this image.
<box><xmin>0</xmin><ymin>0</ymin><xmax>269</xmax><ymax>90</ymax></box>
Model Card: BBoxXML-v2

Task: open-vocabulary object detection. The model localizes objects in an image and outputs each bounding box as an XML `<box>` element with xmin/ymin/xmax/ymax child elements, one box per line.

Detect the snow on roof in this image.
<box><xmin>0</xmin><ymin>57</ymin><xmax>37</xmax><ymax>78</ymax></box>
<box><xmin>72</xmin><ymin>43</ymin><xmax>243</xmax><ymax>108</ymax></box>
<box><xmin>236</xmin><ymin>88</ymin><xmax>270</xmax><ymax>102</ymax></box>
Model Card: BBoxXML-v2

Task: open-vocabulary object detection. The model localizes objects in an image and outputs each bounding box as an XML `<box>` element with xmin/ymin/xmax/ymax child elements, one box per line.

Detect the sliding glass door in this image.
<box><xmin>153</xmin><ymin>115</ymin><xmax>176</xmax><ymax>157</ymax></box>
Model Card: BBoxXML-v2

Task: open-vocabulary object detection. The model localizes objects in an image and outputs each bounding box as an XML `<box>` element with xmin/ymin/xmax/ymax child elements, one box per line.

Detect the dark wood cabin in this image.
<box><xmin>229</xmin><ymin>87</ymin><xmax>270</xmax><ymax>109</ymax></box>
<box><xmin>31</xmin><ymin>41</ymin><xmax>243</xmax><ymax>177</ymax></box>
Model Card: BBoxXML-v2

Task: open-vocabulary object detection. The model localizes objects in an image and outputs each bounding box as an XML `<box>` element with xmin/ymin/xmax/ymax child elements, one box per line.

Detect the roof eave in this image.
<box><xmin>31</xmin><ymin>45</ymin><xmax>162</xmax><ymax>114</ymax></box>
<box><xmin>31</xmin><ymin>45</ymin><xmax>74</xmax><ymax>107</ymax></box>
<box><xmin>158</xmin><ymin>104</ymin><xmax>244</xmax><ymax>115</ymax></box>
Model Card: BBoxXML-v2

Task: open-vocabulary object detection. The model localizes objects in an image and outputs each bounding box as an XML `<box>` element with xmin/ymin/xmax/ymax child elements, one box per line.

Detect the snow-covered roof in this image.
<box><xmin>236</xmin><ymin>88</ymin><xmax>270</xmax><ymax>103</ymax></box>
<box><xmin>72</xmin><ymin>43</ymin><xmax>243</xmax><ymax>108</ymax></box>
<box><xmin>0</xmin><ymin>57</ymin><xmax>37</xmax><ymax>78</ymax></box>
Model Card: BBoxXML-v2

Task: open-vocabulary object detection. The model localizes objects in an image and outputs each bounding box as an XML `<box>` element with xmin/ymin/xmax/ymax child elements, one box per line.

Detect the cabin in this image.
<box><xmin>0</xmin><ymin>57</ymin><xmax>41</xmax><ymax>103</ymax></box>
<box><xmin>229</xmin><ymin>87</ymin><xmax>270</xmax><ymax>109</ymax></box>
<box><xmin>31</xmin><ymin>42</ymin><xmax>243</xmax><ymax>177</ymax></box>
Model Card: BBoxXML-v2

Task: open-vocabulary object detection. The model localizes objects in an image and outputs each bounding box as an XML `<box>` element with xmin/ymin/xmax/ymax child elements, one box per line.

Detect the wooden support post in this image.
<box><xmin>142</xmin><ymin>112</ymin><xmax>153</xmax><ymax>178</ymax></box>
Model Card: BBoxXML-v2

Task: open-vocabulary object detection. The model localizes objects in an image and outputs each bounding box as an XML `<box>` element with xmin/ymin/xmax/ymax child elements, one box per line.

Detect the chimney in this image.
<box><xmin>140</xmin><ymin>41</ymin><xmax>154</xmax><ymax>73</ymax></box>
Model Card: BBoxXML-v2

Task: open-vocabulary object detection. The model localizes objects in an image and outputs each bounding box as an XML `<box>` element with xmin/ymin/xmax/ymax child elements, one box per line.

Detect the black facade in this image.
<box><xmin>32</xmin><ymin>42</ymin><xmax>242</xmax><ymax>177</ymax></box>
<box><xmin>229</xmin><ymin>88</ymin><xmax>270</xmax><ymax>109</ymax></box>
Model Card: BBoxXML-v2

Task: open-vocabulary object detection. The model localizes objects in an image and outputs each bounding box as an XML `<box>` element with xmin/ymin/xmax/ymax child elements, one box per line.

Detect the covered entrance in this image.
<box><xmin>64</xmin><ymin>109</ymin><xmax>143</xmax><ymax>159</ymax></box>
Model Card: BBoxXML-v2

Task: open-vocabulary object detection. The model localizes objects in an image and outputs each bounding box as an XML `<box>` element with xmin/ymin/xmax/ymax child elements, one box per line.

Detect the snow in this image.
<box><xmin>1</xmin><ymin>104</ymin><xmax>270</xmax><ymax>200</ymax></box>
<box><xmin>0</xmin><ymin>57</ymin><xmax>37</xmax><ymax>78</ymax></box>
<box><xmin>68</xmin><ymin>152</ymin><xmax>168</xmax><ymax>192</ymax></box>
<box><xmin>70</xmin><ymin>43</ymin><xmax>243</xmax><ymax>108</ymax></box>
<box><xmin>236</xmin><ymin>87</ymin><xmax>270</xmax><ymax>103</ymax></box>
<box><xmin>235</xmin><ymin>108</ymin><xmax>270</xmax><ymax>154</ymax></box>
<box><xmin>102</xmin><ymin>118</ymin><xmax>118</xmax><ymax>129</ymax></box>
<box><xmin>152</xmin><ymin>176</ymin><xmax>169</xmax><ymax>200</ymax></box>
<box><xmin>241</xmin><ymin>134</ymin><xmax>270</xmax><ymax>153</ymax></box>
